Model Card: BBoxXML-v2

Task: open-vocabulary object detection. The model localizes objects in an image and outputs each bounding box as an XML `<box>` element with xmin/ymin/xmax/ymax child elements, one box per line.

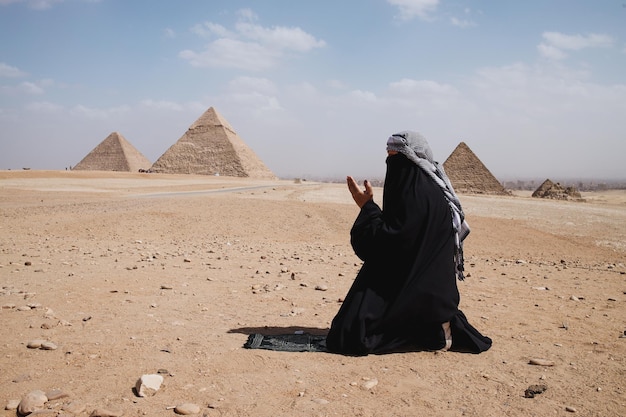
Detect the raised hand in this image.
<box><xmin>346</xmin><ymin>176</ymin><xmax>373</xmax><ymax>208</ymax></box>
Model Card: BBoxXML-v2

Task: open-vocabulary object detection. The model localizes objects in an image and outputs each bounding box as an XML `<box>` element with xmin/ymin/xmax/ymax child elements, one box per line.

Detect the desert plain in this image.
<box><xmin>1</xmin><ymin>170</ymin><xmax>625</xmax><ymax>417</ymax></box>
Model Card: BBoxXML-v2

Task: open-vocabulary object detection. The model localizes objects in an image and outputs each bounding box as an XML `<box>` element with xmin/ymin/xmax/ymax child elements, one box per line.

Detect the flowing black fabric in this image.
<box><xmin>326</xmin><ymin>154</ymin><xmax>492</xmax><ymax>355</ymax></box>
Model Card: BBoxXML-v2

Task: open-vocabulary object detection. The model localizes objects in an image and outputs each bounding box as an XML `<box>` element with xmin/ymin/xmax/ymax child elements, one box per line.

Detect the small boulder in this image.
<box><xmin>18</xmin><ymin>390</ymin><xmax>48</xmax><ymax>415</ymax></box>
<box><xmin>135</xmin><ymin>374</ymin><xmax>163</xmax><ymax>397</ymax></box>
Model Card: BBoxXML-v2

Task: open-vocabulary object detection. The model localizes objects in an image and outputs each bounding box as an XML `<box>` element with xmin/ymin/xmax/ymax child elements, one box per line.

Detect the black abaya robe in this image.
<box><xmin>326</xmin><ymin>154</ymin><xmax>492</xmax><ymax>355</ymax></box>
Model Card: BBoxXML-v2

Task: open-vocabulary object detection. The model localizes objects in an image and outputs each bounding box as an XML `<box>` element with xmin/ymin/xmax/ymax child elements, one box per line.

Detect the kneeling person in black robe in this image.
<box><xmin>326</xmin><ymin>131</ymin><xmax>492</xmax><ymax>355</ymax></box>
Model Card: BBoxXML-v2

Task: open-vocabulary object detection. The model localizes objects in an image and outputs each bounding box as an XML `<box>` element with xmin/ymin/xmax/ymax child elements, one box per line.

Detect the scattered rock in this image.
<box><xmin>40</xmin><ymin>341</ymin><xmax>58</xmax><ymax>350</ymax></box>
<box><xmin>135</xmin><ymin>374</ymin><xmax>164</xmax><ymax>397</ymax></box>
<box><xmin>565</xmin><ymin>405</ymin><xmax>577</xmax><ymax>413</ymax></box>
<box><xmin>90</xmin><ymin>407</ymin><xmax>124</xmax><ymax>417</ymax></box>
<box><xmin>12</xmin><ymin>373</ymin><xmax>31</xmax><ymax>383</ymax></box>
<box><xmin>315</xmin><ymin>284</ymin><xmax>328</xmax><ymax>291</ymax></box>
<box><xmin>529</xmin><ymin>358</ymin><xmax>555</xmax><ymax>366</ymax></box>
<box><xmin>27</xmin><ymin>339</ymin><xmax>46</xmax><ymax>349</ymax></box>
<box><xmin>524</xmin><ymin>384</ymin><xmax>547</xmax><ymax>398</ymax></box>
<box><xmin>312</xmin><ymin>398</ymin><xmax>329</xmax><ymax>404</ymax></box>
<box><xmin>5</xmin><ymin>399</ymin><xmax>20</xmax><ymax>410</ymax></box>
<box><xmin>63</xmin><ymin>401</ymin><xmax>86</xmax><ymax>414</ymax></box>
<box><xmin>18</xmin><ymin>389</ymin><xmax>48</xmax><ymax>415</ymax></box>
<box><xmin>362</xmin><ymin>378</ymin><xmax>378</xmax><ymax>390</ymax></box>
<box><xmin>26</xmin><ymin>339</ymin><xmax>57</xmax><ymax>350</ymax></box>
<box><xmin>174</xmin><ymin>403</ymin><xmax>201</xmax><ymax>415</ymax></box>
<box><xmin>45</xmin><ymin>389</ymin><xmax>70</xmax><ymax>400</ymax></box>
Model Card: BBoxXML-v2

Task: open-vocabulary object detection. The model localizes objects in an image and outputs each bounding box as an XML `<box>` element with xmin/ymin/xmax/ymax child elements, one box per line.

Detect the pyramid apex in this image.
<box><xmin>190</xmin><ymin>106</ymin><xmax>235</xmax><ymax>133</ymax></box>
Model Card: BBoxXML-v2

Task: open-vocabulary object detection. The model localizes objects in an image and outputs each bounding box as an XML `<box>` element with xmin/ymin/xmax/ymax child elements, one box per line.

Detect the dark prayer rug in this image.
<box><xmin>244</xmin><ymin>333</ymin><xmax>327</xmax><ymax>352</ymax></box>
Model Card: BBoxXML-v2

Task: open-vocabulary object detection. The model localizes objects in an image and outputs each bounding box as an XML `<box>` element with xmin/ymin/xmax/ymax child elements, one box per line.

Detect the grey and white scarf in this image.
<box><xmin>386</xmin><ymin>131</ymin><xmax>470</xmax><ymax>280</ymax></box>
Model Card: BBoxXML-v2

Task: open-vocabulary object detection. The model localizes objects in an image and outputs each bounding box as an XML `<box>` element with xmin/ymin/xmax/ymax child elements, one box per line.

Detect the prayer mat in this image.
<box><xmin>244</xmin><ymin>333</ymin><xmax>327</xmax><ymax>352</ymax></box>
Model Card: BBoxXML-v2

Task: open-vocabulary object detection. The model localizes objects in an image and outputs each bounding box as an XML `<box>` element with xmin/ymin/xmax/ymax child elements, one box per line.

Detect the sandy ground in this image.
<box><xmin>1</xmin><ymin>170</ymin><xmax>625</xmax><ymax>417</ymax></box>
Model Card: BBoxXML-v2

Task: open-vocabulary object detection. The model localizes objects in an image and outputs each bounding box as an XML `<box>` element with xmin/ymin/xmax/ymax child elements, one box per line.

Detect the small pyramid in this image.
<box><xmin>150</xmin><ymin>107</ymin><xmax>276</xmax><ymax>178</ymax></box>
<box><xmin>73</xmin><ymin>132</ymin><xmax>151</xmax><ymax>172</ymax></box>
<box><xmin>442</xmin><ymin>142</ymin><xmax>507</xmax><ymax>195</ymax></box>
<box><xmin>532</xmin><ymin>179</ymin><xmax>583</xmax><ymax>201</ymax></box>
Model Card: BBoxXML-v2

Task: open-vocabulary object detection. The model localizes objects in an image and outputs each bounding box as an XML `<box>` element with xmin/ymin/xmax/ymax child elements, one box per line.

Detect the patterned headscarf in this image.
<box><xmin>386</xmin><ymin>131</ymin><xmax>470</xmax><ymax>280</ymax></box>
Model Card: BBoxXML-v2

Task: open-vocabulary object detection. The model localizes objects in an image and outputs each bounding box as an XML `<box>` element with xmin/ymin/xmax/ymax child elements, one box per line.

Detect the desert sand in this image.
<box><xmin>1</xmin><ymin>170</ymin><xmax>624</xmax><ymax>417</ymax></box>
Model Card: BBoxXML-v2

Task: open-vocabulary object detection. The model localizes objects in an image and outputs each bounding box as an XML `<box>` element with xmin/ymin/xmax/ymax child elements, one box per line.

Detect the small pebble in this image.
<box><xmin>90</xmin><ymin>407</ymin><xmax>124</xmax><ymax>417</ymax></box>
<box><xmin>315</xmin><ymin>285</ymin><xmax>328</xmax><ymax>291</ymax></box>
<box><xmin>135</xmin><ymin>374</ymin><xmax>163</xmax><ymax>397</ymax></box>
<box><xmin>63</xmin><ymin>401</ymin><xmax>86</xmax><ymax>414</ymax></box>
<box><xmin>529</xmin><ymin>358</ymin><xmax>555</xmax><ymax>366</ymax></box>
<box><xmin>27</xmin><ymin>339</ymin><xmax>46</xmax><ymax>349</ymax></box>
<box><xmin>41</xmin><ymin>341</ymin><xmax>58</xmax><ymax>350</ymax></box>
<box><xmin>362</xmin><ymin>378</ymin><xmax>378</xmax><ymax>390</ymax></box>
<box><xmin>524</xmin><ymin>384</ymin><xmax>547</xmax><ymax>398</ymax></box>
<box><xmin>174</xmin><ymin>403</ymin><xmax>200</xmax><ymax>415</ymax></box>
<box><xmin>565</xmin><ymin>405</ymin><xmax>577</xmax><ymax>413</ymax></box>
<box><xmin>46</xmin><ymin>389</ymin><xmax>69</xmax><ymax>400</ymax></box>
<box><xmin>18</xmin><ymin>390</ymin><xmax>48</xmax><ymax>415</ymax></box>
<box><xmin>5</xmin><ymin>399</ymin><xmax>20</xmax><ymax>410</ymax></box>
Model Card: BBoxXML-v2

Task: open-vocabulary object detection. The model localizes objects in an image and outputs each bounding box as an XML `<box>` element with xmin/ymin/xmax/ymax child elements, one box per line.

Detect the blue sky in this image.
<box><xmin>1</xmin><ymin>0</ymin><xmax>625</xmax><ymax>181</ymax></box>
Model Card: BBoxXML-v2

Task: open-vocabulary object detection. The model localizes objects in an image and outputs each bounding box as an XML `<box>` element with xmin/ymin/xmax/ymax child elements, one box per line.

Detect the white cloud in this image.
<box><xmin>180</xmin><ymin>38</ymin><xmax>277</xmax><ymax>71</ymax></box>
<box><xmin>389</xmin><ymin>78</ymin><xmax>457</xmax><ymax>95</ymax></box>
<box><xmin>181</xmin><ymin>9</ymin><xmax>325</xmax><ymax>71</ymax></box>
<box><xmin>450</xmin><ymin>17</ymin><xmax>475</xmax><ymax>28</ymax></box>
<box><xmin>19</xmin><ymin>81</ymin><xmax>44</xmax><ymax>94</ymax></box>
<box><xmin>164</xmin><ymin>28</ymin><xmax>176</xmax><ymax>39</ymax></box>
<box><xmin>235</xmin><ymin>22</ymin><xmax>326</xmax><ymax>52</ymax></box>
<box><xmin>0</xmin><ymin>62</ymin><xmax>27</xmax><ymax>77</ymax></box>
<box><xmin>350</xmin><ymin>89</ymin><xmax>378</xmax><ymax>102</ymax></box>
<box><xmin>543</xmin><ymin>32</ymin><xmax>613</xmax><ymax>50</ymax></box>
<box><xmin>190</xmin><ymin>22</ymin><xmax>232</xmax><ymax>39</ymax></box>
<box><xmin>0</xmin><ymin>0</ymin><xmax>99</xmax><ymax>9</ymax></box>
<box><xmin>140</xmin><ymin>99</ymin><xmax>184</xmax><ymax>111</ymax></box>
<box><xmin>387</xmin><ymin>0</ymin><xmax>439</xmax><ymax>20</ymax></box>
<box><xmin>70</xmin><ymin>104</ymin><xmax>130</xmax><ymax>119</ymax></box>
<box><xmin>539</xmin><ymin>32</ymin><xmax>614</xmax><ymax>59</ymax></box>
<box><xmin>228</xmin><ymin>76</ymin><xmax>277</xmax><ymax>95</ymax></box>
<box><xmin>537</xmin><ymin>43</ymin><xmax>567</xmax><ymax>60</ymax></box>
<box><xmin>25</xmin><ymin>101</ymin><xmax>64</xmax><ymax>113</ymax></box>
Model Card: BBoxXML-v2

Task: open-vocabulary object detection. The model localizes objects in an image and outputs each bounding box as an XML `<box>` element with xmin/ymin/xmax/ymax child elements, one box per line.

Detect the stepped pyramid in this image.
<box><xmin>73</xmin><ymin>132</ymin><xmax>151</xmax><ymax>172</ymax></box>
<box><xmin>150</xmin><ymin>107</ymin><xmax>276</xmax><ymax>178</ymax></box>
<box><xmin>442</xmin><ymin>142</ymin><xmax>507</xmax><ymax>195</ymax></box>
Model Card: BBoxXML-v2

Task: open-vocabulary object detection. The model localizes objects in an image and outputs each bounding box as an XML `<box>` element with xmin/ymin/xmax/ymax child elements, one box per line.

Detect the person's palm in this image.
<box><xmin>346</xmin><ymin>176</ymin><xmax>373</xmax><ymax>208</ymax></box>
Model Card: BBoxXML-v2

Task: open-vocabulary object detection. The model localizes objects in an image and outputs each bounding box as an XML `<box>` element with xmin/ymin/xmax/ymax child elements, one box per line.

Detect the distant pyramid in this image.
<box><xmin>442</xmin><ymin>142</ymin><xmax>507</xmax><ymax>195</ymax></box>
<box><xmin>532</xmin><ymin>179</ymin><xmax>583</xmax><ymax>201</ymax></box>
<box><xmin>73</xmin><ymin>132</ymin><xmax>151</xmax><ymax>172</ymax></box>
<box><xmin>150</xmin><ymin>107</ymin><xmax>276</xmax><ymax>178</ymax></box>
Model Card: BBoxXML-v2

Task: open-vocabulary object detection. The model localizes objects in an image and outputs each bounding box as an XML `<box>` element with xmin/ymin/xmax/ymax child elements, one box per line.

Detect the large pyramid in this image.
<box><xmin>442</xmin><ymin>142</ymin><xmax>507</xmax><ymax>195</ymax></box>
<box><xmin>73</xmin><ymin>132</ymin><xmax>151</xmax><ymax>172</ymax></box>
<box><xmin>150</xmin><ymin>107</ymin><xmax>276</xmax><ymax>178</ymax></box>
